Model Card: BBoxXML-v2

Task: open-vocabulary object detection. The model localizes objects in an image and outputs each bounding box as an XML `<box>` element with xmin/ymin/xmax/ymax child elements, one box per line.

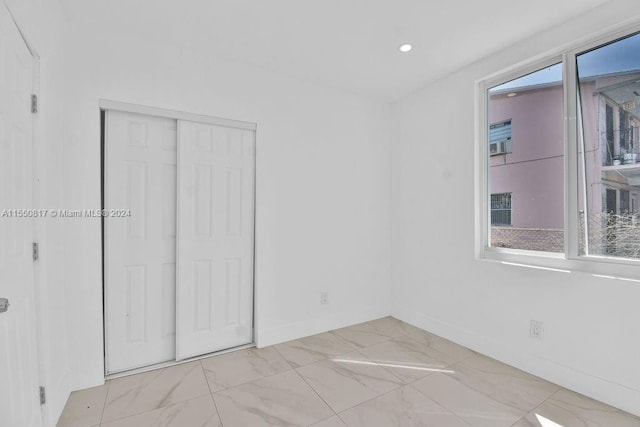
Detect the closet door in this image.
<box><xmin>105</xmin><ymin>111</ymin><xmax>177</xmax><ymax>374</ymax></box>
<box><xmin>176</xmin><ymin>120</ymin><xmax>255</xmax><ymax>360</ymax></box>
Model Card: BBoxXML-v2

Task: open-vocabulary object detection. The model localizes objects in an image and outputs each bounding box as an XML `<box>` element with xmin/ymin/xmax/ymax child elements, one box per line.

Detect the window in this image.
<box><xmin>478</xmin><ymin>25</ymin><xmax>640</xmax><ymax>273</ymax></box>
<box><xmin>486</xmin><ymin>63</ymin><xmax>565</xmax><ymax>253</ymax></box>
<box><xmin>577</xmin><ymin>31</ymin><xmax>640</xmax><ymax>260</ymax></box>
<box><xmin>491</xmin><ymin>193</ymin><xmax>512</xmax><ymax>226</ymax></box>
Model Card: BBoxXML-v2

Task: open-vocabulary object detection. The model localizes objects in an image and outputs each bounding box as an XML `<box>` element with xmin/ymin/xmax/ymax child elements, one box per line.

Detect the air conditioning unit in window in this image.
<box><xmin>490</xmin><ymin>140</ymin><xmax>509</xmax><ymax>156</ymax></box>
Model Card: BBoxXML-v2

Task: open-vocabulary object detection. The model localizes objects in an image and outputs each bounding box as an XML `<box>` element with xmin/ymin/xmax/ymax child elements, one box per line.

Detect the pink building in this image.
<box><xmin>489</xmin><ymin>70</ymin><xmax>640</xmax><ymax>253</ymax></box>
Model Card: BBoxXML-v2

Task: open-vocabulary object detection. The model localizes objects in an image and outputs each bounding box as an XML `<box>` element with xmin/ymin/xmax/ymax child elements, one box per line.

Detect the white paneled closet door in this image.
<box><xmin>176</xmin><ymin>120</ymin><xmax>255</xmax><ymax>360</ymax></box>
<box><xmin>105</xmin><ymin>111</ymin><xmax>177</xmax><ymax>374</ymax></box>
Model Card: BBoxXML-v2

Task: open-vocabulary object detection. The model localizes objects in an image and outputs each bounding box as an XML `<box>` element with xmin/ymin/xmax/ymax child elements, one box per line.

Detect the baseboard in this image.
<box><xmin>255</xmin><ymin>305</ymin><xmax>390</xmax><ymax>348</ymax></box>
<box><xmin>392</xmin><ymin>305</ymin><xmax>640</xmax><ymax>418</ymax></box>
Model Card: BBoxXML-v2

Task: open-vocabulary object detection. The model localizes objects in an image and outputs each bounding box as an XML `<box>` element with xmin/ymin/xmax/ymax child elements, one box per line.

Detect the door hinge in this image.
<box><xmin>39</xmin><ymin>386</ymin><xmax>46</xmax><ymax>405</ymax></box>
<box><xmin>32</xmin><ymin>242</ymin><xmax>39</xmax><ymax>261</ymax></box>
<box><xmin>31</xmin><ymin>94</ymin><xmax>38</xmax><ymax>113</ymax></box>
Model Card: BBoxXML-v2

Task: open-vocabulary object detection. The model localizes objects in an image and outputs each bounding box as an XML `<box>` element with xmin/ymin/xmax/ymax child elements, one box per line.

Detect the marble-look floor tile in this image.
<box><xmin>311</xmin><ymin>415</ymin><xmax>347</xmax><ymax>427</ymax></box>
<box><xmin>201</xmin><ymin>346</ymin><xmax>291</xmax><ymax>391</ymax></box>
<box><xmin>448</xmin><ymin>354</ymin><xmax>558</xmax><ymax>413</ymax></box>
<box><xmin>213</xmin><ymin>369</ymin><xmax>333</xmax><ymax>427</ymax></box>
<box><xmin>55</xmin><ymin>318</ymin><xmax>640</xmax><ymax>427</ymax></box>
<box><xmin>275</xmin><ymin>331</ymin><xmax>357</xmax><ymax>368</ymax></box>
<box><xmin>339</xmin><ymin>385</ymin><xmax>471</xmax><ymax>427</ymax></box>
<box><xmin>412</xmin><ymin>372</ymin><xmax>523</xmax><ymax>427</ymax></box>
<box><xmin>395</xmin><ymin>319</ymin><xmax>429</xmax><ymax>336</ymax></box>
<box><xmin>544</xmin><ymin>389</ymin><xmax>640</xmax><ymax>427</ymax></box>
<box><xmin>332</xmin><ymin>317</ymin><xmax>409</xmax><ymax>349</ymax></box>
<box><xmin>357</xmin><ymin>334</ymin><xmax>451</xmax><ymax>383</ymax></box>
<box><xmin>369</xmin><ymin>317</ymin><xmax>425</xmax><ymax>337</ymax></box>
<box><xmin>102</xmin><ymin>361</ymin><xmax>210</xmax><ymax>423</ymax></box>
<box><xmin>297</xmin><ymin>352</ymin><xmax>403</xmax><ymax>412</ymax></box>
<box><xmin>513</xmin><ymin>399</ymin><xmax>606</xmax><ymax>427</ymax></box>
<box><xmin>405</xmin><ymin>329</ymin><xmax>476</xmax><ymax>365</ymax></box>
<box><xmin>56</xmin><ymin>384</ymin><xmax>108</xmax><ymax>427</ymax></box>
<box><xmin>100</xmin><ymin>394</ymin><xmax>221</xmax><ymax>427</ymax></box>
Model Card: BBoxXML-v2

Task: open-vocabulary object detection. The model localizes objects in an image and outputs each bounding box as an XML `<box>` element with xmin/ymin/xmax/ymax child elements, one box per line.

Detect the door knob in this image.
<box><xmin>0</xmin><ymin>298</ymin><xmax>9</xmax><ymax>313</ymax></box>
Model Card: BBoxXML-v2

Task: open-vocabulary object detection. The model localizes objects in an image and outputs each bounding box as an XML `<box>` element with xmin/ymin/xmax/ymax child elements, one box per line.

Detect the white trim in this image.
<box><xmin>102</xmin><ymin>110</ymin><xmax>112</xmax><ymax>376</ymax></box>
<box><xmin>481</xmin><ymin>55</ymin><xmax>563</xmax><ymax>94</ymax></box>
<box><xmin>2</xmin><ymin>0</ymin><xmax>39</xmax><ymax>58</ymax></box>
<box><xmin>30</xmin><ymin>47</ymin><xmax>47</xmax><ymax>427</ymax></box>
<box><xmin>105</xmin><ymin>343</ymin><xmax>256</xmax><ymax>379</ymax></box>
<box><xmin>98</xmin><ymin>99</ymin><xmax>257</xmax><ymax>131</ymax></box>
<box><xmin>392</xmin><ymin>306</ymin><xmax>640</xmax><ymax>418</ymax></box>
<box><xmin>101</xmin><ymin>107</ymin><xmax>258</xmax><ymax>376</ymax></box>
<box><xmin>256</xmin><ymin>306</ymin><xmax>390</xmax><ymax>348</ymax></box>
<box><xmin>476</xmin><ymin>54</ymin><xmax>563</xmax><ymax>261</ymax></box>
<box><xmin>563</xmin><ymin>53</ymin><xmax>575</xmax><ymax>258</ymax></box>
<box><xmin>476</xmin><ymin>20</ymin><xmax>640</xmax><ymax>277</ymax></box>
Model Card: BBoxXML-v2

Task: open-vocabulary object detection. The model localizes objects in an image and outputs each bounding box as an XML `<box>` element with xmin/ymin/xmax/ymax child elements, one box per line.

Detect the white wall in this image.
<box><xmin>4</xmin><ymin>0</ymin><xmax>72</xmax><ymax>425</ymax></box>
<box><xmin>20</xmin><ymin>0</ymin><xmax>640</xmax><ymax>422</ymax></box>
<box><xmin>60</xmin><ymin>20</ymin><xmax>392</xmax><ymax>390</ymax></box>
<box><xmin>391</xmin><ymin>0</ymin><xmax>640</xmax><ymax>417</ymax></box>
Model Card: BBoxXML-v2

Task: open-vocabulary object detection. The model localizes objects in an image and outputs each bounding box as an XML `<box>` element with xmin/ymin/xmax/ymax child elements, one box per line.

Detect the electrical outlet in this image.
<box><xmin>320</xmin><ymin>291</ymin><xmax>328</xmax><ymax>305</ymax></box>
<box><xmin>530</xmin><ymin>320</ymin><xmax>544</xmax><ymax>339</ymax></box>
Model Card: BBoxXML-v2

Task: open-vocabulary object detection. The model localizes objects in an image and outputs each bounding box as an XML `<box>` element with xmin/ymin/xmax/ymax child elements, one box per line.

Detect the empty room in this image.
<box><xmin>1</xmin><ymin>0</ymin><xmax>640</xmax><ymax>426</ymax></box>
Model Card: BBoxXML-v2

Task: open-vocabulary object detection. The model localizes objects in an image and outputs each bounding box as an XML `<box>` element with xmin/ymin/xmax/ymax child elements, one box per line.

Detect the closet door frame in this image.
<box><xmin>100</xmin><ymin>99</ymin><xmax>257</xmax><ymax>377</ymax></box>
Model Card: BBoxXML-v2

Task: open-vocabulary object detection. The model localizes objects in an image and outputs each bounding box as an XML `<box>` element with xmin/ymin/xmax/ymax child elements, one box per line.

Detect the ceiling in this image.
<box><xmin>58</xmin><ymin>0</ymin><xmax>610</xmax><ymax>102</ymax></box>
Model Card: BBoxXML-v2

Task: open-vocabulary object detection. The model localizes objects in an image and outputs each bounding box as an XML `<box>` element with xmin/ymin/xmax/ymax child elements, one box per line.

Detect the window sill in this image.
<box><xmin>480</xmin><ymin>247</ymin><xmax>640</xmax><ymax>281</ymax></box>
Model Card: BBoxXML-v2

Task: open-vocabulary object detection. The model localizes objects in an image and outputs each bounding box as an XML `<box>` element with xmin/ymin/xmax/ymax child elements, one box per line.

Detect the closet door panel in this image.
<box><xmin>105</xmin><ymin>110</ymin><xmax>177</xmax><ymax>374</ymax></box>
<box><xmin>176</xmin><ymin>120</ymin><xmax>254</xmax><ymax>360</ymax></box>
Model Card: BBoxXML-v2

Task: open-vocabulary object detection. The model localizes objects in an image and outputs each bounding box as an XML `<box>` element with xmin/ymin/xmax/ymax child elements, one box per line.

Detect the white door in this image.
<box><xmin>176</xmin><ymin>120</ymin><xmax>255</xmax><ymax>360</ymax></box>
<box><xmin>0</xmin><ymin>2</ymin><xmax>42</xmax><ymax>426</ymax></box>
<box><xmin>105</xmin><ymin>111</ymin><xmax>177</xmax><ymax>373</ymax></box>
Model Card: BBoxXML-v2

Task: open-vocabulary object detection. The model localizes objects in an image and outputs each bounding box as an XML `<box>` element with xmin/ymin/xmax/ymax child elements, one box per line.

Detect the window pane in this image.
<box><xmin>577</xmin><ymin>32</ymin><xmax>640</xmax><ymax>259</ymax></box>
<box><xmin>488</xmin><ymin>63</ymin><xmax>564</xmax><ymax>252</ymax></box>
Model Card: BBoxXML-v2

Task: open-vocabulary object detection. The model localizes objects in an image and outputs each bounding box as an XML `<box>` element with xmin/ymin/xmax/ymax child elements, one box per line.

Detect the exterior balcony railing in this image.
<box><xmin>602</xmin><ymin>127</ymin><xmax>640</xmax><ymax>167</ymax></box>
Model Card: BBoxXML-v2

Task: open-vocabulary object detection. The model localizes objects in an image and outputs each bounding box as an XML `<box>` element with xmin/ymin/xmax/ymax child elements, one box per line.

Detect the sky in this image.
<box><xmin>491</xmin><ymin>32</ymin><xmax>640</xmax><ymax>92</ymax></box>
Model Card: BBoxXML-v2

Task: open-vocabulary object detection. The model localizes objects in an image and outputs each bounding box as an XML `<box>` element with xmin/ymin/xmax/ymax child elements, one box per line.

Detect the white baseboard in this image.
<box><xmin>255</xmin><ymin>305</ymin><xmax>390</xmax><ymax>348</ymax></box>
<box><xmin>392</xmin><ymin>305</ymin><xmax>640</xmax><ymax>418</ymax></box>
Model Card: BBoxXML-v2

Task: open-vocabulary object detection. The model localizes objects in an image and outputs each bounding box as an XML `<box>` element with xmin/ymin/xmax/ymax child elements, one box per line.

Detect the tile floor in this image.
<box><xmin>57</xmin><ymin>317</ymin><xmax>640</xmax><ymax>427</ymax></box>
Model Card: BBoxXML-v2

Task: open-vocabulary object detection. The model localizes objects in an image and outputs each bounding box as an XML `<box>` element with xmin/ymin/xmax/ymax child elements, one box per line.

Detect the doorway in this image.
<box><xmin>102</xmin><ymin>103</ymin><xmax>256</xmax><ymax>375</ymax></box>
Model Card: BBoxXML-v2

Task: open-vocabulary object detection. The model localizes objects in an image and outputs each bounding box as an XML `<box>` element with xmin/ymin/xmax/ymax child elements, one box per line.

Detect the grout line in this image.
<box><xmin>208</xmin><ymin>364</ymin><xmax>297</xmax><ymax>396</ymax></box>
<box><xmin>510</xmin><ymin>416</ymin><xmax>526</xmax><ymax>427</ymax></box>
<box><xmin>508</xmin><ymin>386</ymin><xmax>564</xmax><ymax>426</ymax></box>
<box><xmin>200</xmin><ymin>359</ymin><xmax>215</xmax><ymax>395</ymax></box>
<box><xmin>293</xmin><ymin>368</ymin><xmax>338</xmax><ymax>417</ymax></box>
<box><xmin>99</xmin><ymin>364</ymin><xmax>213</xmax><ymax>424</ymax></box>
<box><xmin>408</xmin><ymin>377</ymin><xmax>490</xmax><ymax>425</ymax></box>
<box><xmin>508</xmin><ymin>393</ymin><xmax>561</xmax><ymax>427</ymax></box>
<box><xmin>201</xmin><ymin>359</ymin><xmax>224</xmax><ymax>427</ymax></box>
<box><xmin>99</xmin><ymin>392</ymin><xmax>213</xmax><ymax>426</ymax></box>
<box><xmin>271</xmin><ymin>343</ymin><xmax>296</xmax><ymax>370</ymax></box>
<box><xmin>98</xmin><ymin>380</ymin><xmax>111</xmax><ymax>426</ymax></box>
<box><xmin>348</xmin><ymin>350</ymin><xmax>409</xmax><ymax>385</ymax></box>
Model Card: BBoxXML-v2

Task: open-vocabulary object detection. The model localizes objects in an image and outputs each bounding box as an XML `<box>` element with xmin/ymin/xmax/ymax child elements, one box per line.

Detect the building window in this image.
<box><xmin>486</xmin><ymin>63</ymin><xmax>564</xmax><ymax>253</ymax></box>
<box><xmin>491</xmin><ymin>193</ymin><xmax>512</xmax><ymax>225</ymax></box>
<box><xmin>489</xmin><ymin>120</ymin><xmax>512</xmax><ymax>155</ymax></box>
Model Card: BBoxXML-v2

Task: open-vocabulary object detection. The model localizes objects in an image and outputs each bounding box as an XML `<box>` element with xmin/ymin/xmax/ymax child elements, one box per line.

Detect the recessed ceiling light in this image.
<box><xmin>507</xmin><ymin>92</ymin><xmax>517</xmax><ymax>97</ymax></box>
<box><xmin>399</xmin><ymin>44</ymin><xmax>413</xmax><ymax>53</ymax></box>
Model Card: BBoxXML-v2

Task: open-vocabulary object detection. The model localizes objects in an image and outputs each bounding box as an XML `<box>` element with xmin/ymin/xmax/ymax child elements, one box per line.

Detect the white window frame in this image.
<box><xmin>475</xmin><ymin>21</ymin><xmax>640</xmax><ymax>279</ymax></box>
